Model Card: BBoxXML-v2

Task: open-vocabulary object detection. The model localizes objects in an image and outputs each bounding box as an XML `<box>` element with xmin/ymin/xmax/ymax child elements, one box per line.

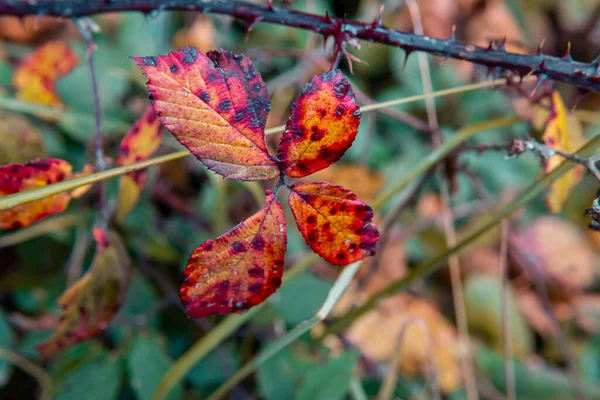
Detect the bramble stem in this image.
<box><xmin>4</xmin><ymin>1</ymin><xmax>600</xmax><ymax>91</ymax></box>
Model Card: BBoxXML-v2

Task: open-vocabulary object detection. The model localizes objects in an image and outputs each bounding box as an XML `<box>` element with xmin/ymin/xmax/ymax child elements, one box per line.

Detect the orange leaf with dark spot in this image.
<box><xmin>277</xmin><ymin>70</ymin><xmax>361</xmax><ymax>177</ymax></box>
<box><xmin>0</xmin><ymin>159</ymin><xmax>90</xmax><ymax>229</ymax></box>
<box><xmin>288</xmin><ymin>181</ymin><xmax>379</xmax><ymax>266</ymax></box>
<box><xmin>13</xmin><ymin>41</ymin><xmax>78</xmax><ymax>107</ymax></box>
<box><xmin>116</xmin><ymin>107</ymin><xmax>163</xmax><ymax>222</ymax></box>
<box><xmin>38</xmin><ymin>228</ymin><xmax>130</xmax><ymax>359</ymax></box>
<box><xmin>180</xmin><ymin>190</ymin><xmax>286</xmax><ymax>318</ymax></box>
<box><xmin>133</xmin><ymin>46</ymin><xmax>279</xmax><ymax>181</ymax></box>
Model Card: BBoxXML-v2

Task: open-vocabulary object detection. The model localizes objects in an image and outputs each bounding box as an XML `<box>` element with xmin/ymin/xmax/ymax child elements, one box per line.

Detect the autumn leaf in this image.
<box><xmin>180</xmin><ymin>190</ymin><xmax>286</xmax><ymax>318</ymax></box>
<box><xmin>542</xmin><ymin>91</ymin><xmax>585</xmax><ymax>213</ymax></box>
<box><xmin>133</xmin><ymin>46</ymin><xmax>279</xmax><ymax>181</ymax></box>
<box><xmin>277</xmin><ymin>70</ymin><xmax>361</xmax><ymax>178</ymax></box>
<box><xmin>116</xmin><ymin>107</ymin><xmax>163</xmax><ymax>223</ymax></box>
<box><xmin>288</xmin><ymin>181</ymin><xmax>379</xmax><ymax>266</ymax></box>
<box><xmin>0</xmin><ymin>159</ymin><xmax>91</xmax><ymax>229</ymax></box>
<box><xmin>38</xmin><ymin>228</ymin><xmax>130</xmax><ymax>359</ymax></box>
<box><xmin>13</xmin><ymin>41</ymin><xmax>79</xmax><ymax>107</ymax></box>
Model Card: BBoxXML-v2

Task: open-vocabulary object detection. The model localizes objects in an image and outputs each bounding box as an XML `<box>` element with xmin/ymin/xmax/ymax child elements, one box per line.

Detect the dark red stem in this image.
<box><xmin>3</xmin><ymin>1</ymin><xmax>600</xmax><ymax>91</ymax></box>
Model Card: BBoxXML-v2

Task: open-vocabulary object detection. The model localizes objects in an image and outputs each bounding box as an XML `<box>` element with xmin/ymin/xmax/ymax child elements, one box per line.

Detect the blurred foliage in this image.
<box><xmin>0</xmin><ymin>0</ymin><xmax>600</xmax><ymax>399</ymax></box>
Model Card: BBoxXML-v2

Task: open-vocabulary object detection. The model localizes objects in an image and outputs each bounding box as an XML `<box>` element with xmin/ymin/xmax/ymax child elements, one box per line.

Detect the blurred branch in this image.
<box><xmin>324</xmin><ymin>134</ymin><xmax>600</xmax><ymax>336</ymax></box>
<box><xmin>516</xmin><ymin>139</ymin><xmax>600</xmax><ymax>182</ymax></box>
<box><xmin>3</xmin><ymin>1</ymin><xmax>600</xmax><ymax>91</ymax></box>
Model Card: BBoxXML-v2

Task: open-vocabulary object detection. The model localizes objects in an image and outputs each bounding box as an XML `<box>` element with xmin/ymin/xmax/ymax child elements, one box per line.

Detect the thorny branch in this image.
<box><xmin>3</xmin><ymin>0</ymin><xmax>600</xmax><ymax>91</ymax></box>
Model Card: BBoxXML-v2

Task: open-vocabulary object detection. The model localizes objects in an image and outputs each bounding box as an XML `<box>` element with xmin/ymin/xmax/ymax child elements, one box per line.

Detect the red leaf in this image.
<box><xmin>0</xmin><ymin>159</ymin><xmax>78</xmax><ymax>229</ymax></box>
<box><xmin>116</xmin><ymin>107</ymin><xmax>163</xmax><ymax>222</ymax></box>
<box><xmin>180</xmin><ymin>190</ymin><xmax>286</xmax><ymax>317</ymax></box>
<box><xmin>277</xmin><ymin>70</ymin><xmax>361</xmax><ymax>177</ymax></box>
<box><xmin>288</xmin><ymin>181</ymin><xmax>379</xmax><ymax>266</ymax></box>
<box><xmin>37</xmin><ymin>228</ymin><xmax>130</xmax><ymax>359</ymax></box>
<box><xmin>133</xmin><ymin>47</ymin><xmax>279</xmax><ymax>181</ymax></box>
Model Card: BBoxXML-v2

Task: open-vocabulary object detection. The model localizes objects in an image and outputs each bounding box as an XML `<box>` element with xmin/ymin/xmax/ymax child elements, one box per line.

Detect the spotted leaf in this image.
<box><xmin>180</xmin><ymin>190</ymin><xmax>286</xmax><ymax>318</ymax></box>
<box><xmin>542</xmin><ymin>92</ymin><xmax>585</xmax><ymax>213</ymax></box>
<box><xmin>133</xmin><ymin>47</ymin><xmax>278</xmax><ymax>181</ymax></box>
<box><xmin>116</xmin><ymin>107</ymin><xmax>163</xmax><ymax>222</ymax></box>
<box><xmin>13</xmin><ymin>41</ymin><xmax>79</xmax><ymax>107</ymax></box>
<box><xmin>0</xmin><ymin>159</ymin><xmax>90</xmax><ymax>229</ymax></box>
<box><xmin>288</xmin><ymin>181</ymin><xmax>379</xmax><ymax>266</ymax></box>
<box><xmin>38</xmin><ymin>228</ymin><xmax>130</xmax><ymax>359</ymax></box>
<box><xmin>277</xmin><ymin>70</ymin><xmax>361</xmax><ymax>178</ymax></box>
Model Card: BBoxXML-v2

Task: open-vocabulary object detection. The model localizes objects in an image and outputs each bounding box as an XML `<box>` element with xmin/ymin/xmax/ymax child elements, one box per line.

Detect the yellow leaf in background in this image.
<box><xmin>116</xmin><ymin>175</ymin><xmax>140</xmax><ymax>224</ymax></box>
<box><xmin>12</xmin><ymin>41</ymin><xmax>79</xmax><ymax>107</ymax></box>
<box><xmin>346</xmin><ymin>294</ymin><xmax>460</xmax><ymax>394</ymax></box>
<box><xmin>115</xmin><ymin>108</ymin><xmax>163</xmax><ymax>223</ymax></box>
<box><xmin>542</xmin><ymin>92</ymin><xmax>585</xmax><ymax>213</ymax></box>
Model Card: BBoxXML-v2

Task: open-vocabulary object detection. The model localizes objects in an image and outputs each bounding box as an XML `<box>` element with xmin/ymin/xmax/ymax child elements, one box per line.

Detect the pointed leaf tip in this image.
<box><xmin>288</xmin><ymin>181</ymin><xmax>379</xmax><ymax>266</ymax></box>
<box><xmin>180</xmin><ymin>190</ymin><xmax>287</xmax><ymax>317</ymax></box>
<box><xmin>133</xmin><ymin>47</ymin><xmax>279</xmax><ymax>181</ymax></box>
<box><xmin>277</xmin><ymin>70</ymin><xmax>361</xmax><ymax>178</ymax></box>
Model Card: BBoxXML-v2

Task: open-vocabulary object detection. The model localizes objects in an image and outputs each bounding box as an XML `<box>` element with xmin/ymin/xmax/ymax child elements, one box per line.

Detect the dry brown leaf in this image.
<box><xmin>309</xmin><ymin>163</ymin><xmax>385</xmax><ymax>204</ymax></box>
<box><xmin>0</xmin><ymin>17</ymin><xmax>66</xmax><ymax>44</ymax></box>
<box><xmin>511</xmin><ymin>217</ymin><xmax>597</xmax><ymax>301</ymax></box>
<box><xmin>172</xmin><ymin>16</ymin><xmax>216</xmax><ymax>54</ymax></box>
<box><xmin>346</xmin><ymin>294</ymin><xmax>461</xmax><ymax>394</ymax></box>
<box><xmin>0</xmin><ymin>112</ymin><xmax>47</xmax><ymax>164</ymax></box>
<box><xmin>515</xmin><ymin>289</ymin><xmax>557</xmax><ymax>336</ymax></box>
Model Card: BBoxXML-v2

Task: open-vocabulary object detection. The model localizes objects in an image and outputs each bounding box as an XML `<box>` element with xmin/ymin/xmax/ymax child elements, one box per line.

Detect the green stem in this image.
<box><xmin>151</xmin><ymin>254</ymin><xmax>318</xmax><ymax>400</ymax></box>
<box><xmin>372</xmin><ymin>116</ymin><xmax>522</xmax><ymax>210</ymax></box>
<box><xmin>326</xmin><ymin>134</ymin><xmax>600</xmax><ymax>335</ymax></box>
<box><xmin>0</xmin><ymin>96</ymin><xmax>129</xmax><ymax>132</ymax></box>
<box><xmin>205</xmin><ymin>260</ymin><xmax>362</xmax><ymax>400</ymax></box>
<box><xmin>0</xmin><ymin>151</ymin><xmax>189</xmax><ymax>211</ymax></box>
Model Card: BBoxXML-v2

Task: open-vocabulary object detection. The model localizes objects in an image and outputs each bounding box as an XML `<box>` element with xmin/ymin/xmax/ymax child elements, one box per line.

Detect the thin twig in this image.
<box><xmin>522</xmin><ymin>139</ymin><xmax>600</xmax><ymax>182</ymax></box>
<box><xmin>406</xmin><ymin>1</ymin><xmax>478</xmax><ymax>398</ymax></box>
<box><xmin>76</xmin><ymin>18</ymin><xmax>109</xmax><ymax>227</ymax></box>
<box><xmin>499</xmin><ymin>219</ymin><xmax>516</xmax><ymax>400</ymax></box>
<box><xmin>0</xmin><ymin>347</ymin><xmax>54</xmax><ymax>400</ymax></box>
<box><xmin>377</xmin><ymin>318</ymin><xmax>441</xmax><ymax>400</ymax></box>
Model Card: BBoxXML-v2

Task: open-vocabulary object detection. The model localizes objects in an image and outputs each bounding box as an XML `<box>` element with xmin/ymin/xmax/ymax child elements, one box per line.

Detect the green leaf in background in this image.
<box><xmin>0</xmin><ymin>309</ymin><xmax>15</xmax><ymax>386</ymax></box>
<box><xmin>186</xmin><ymin>342</ymin><xmax>241</xmax><ymax>389</ymax></box>
<box><xmin>0</xmin><ymin>61</ymin><xmax>13</xmax><ymax>87</ymax></box>
<box><xmin>257</xmin><ymin>347</ymin><xmax>301</xmax><ymax>400</ymax></box>
<box><xmin>55</xmin><ymin>352</ymin><xmax>123</xmax><ymax>400</ymax></box>
<box><xmin>464</xmin><ymin>274</ymin><xmax>533</xmax><ymax>357</ymax></box>
<box><xmin>476</xmin><ymin>346</ymin><xmax>600</xmax><ymax>399</ymax></box>
<box><xmin>118</xmin><ymin>13</ymin><xmax>172</xmax><ymax>58</ymax></box>
<box><xmin>295</xmin><ymin>351</ymin><xmax>359</xmax><ymax>400</ymax></box>
<box><xmin>128</xmin><ymin>334</ymin><xmax>182</xmax><ymax>400</ymax></box>
<box><xmin>273</xmin><ymin>272</ymin><xmax>332</xmax><ymax>325</ymax></box>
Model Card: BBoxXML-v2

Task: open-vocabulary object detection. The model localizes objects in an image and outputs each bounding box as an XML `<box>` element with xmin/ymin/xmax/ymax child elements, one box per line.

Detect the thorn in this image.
<box><xmin>371</xmin><ymin>5</ymin><xmax>384</xmax><ymax>28</ymax></box>
<box><xmin>536</xmin><ymin>38</ymin><xmax>546</xmax><ymax>55</ymax></box>
<box><xmin>571</xmin><ymin>88</ymin><xmax>587</xmax><ymax>110</ymax></box>
<box><xmin>485</xmin><ymin>40</ymin><xmax>494</xmax><ymax>52</ymax></box>
<box><xmin>244</xmin><ymin>15</ymin><xmax>263</xmax><ymax>36</ymax></box>
<box><xmin>402</xmin><ymin>48</ymin><xmax>413</xmax><ymax>71</ymax></box>
<box><xmin>530</xmin><ymin>74</ymin><xmax>548</xmax><ymax>97</ymax></box>
<box><xmin>451</xmin><ymin>25</ymin><xmax>456</xmax><ymax>41</ymax></box>
<box><xmin>497</xmin><ymin>35</ymin><xmax>507</xmax><ymax>51</ymax></box>
<box><xmin>265</xmin><ymin>0</ymin><xmax>274</xmax><ymax>11</ymax></box>
<box><xmin>324</xmin><ymin>10</ymin><xmax>332</xmax><ymax>23</ymax></box>
<box><xmin>561</xmin><ymin>42</ymin><xmax>573</xmax><ymax>61</ymax></box>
